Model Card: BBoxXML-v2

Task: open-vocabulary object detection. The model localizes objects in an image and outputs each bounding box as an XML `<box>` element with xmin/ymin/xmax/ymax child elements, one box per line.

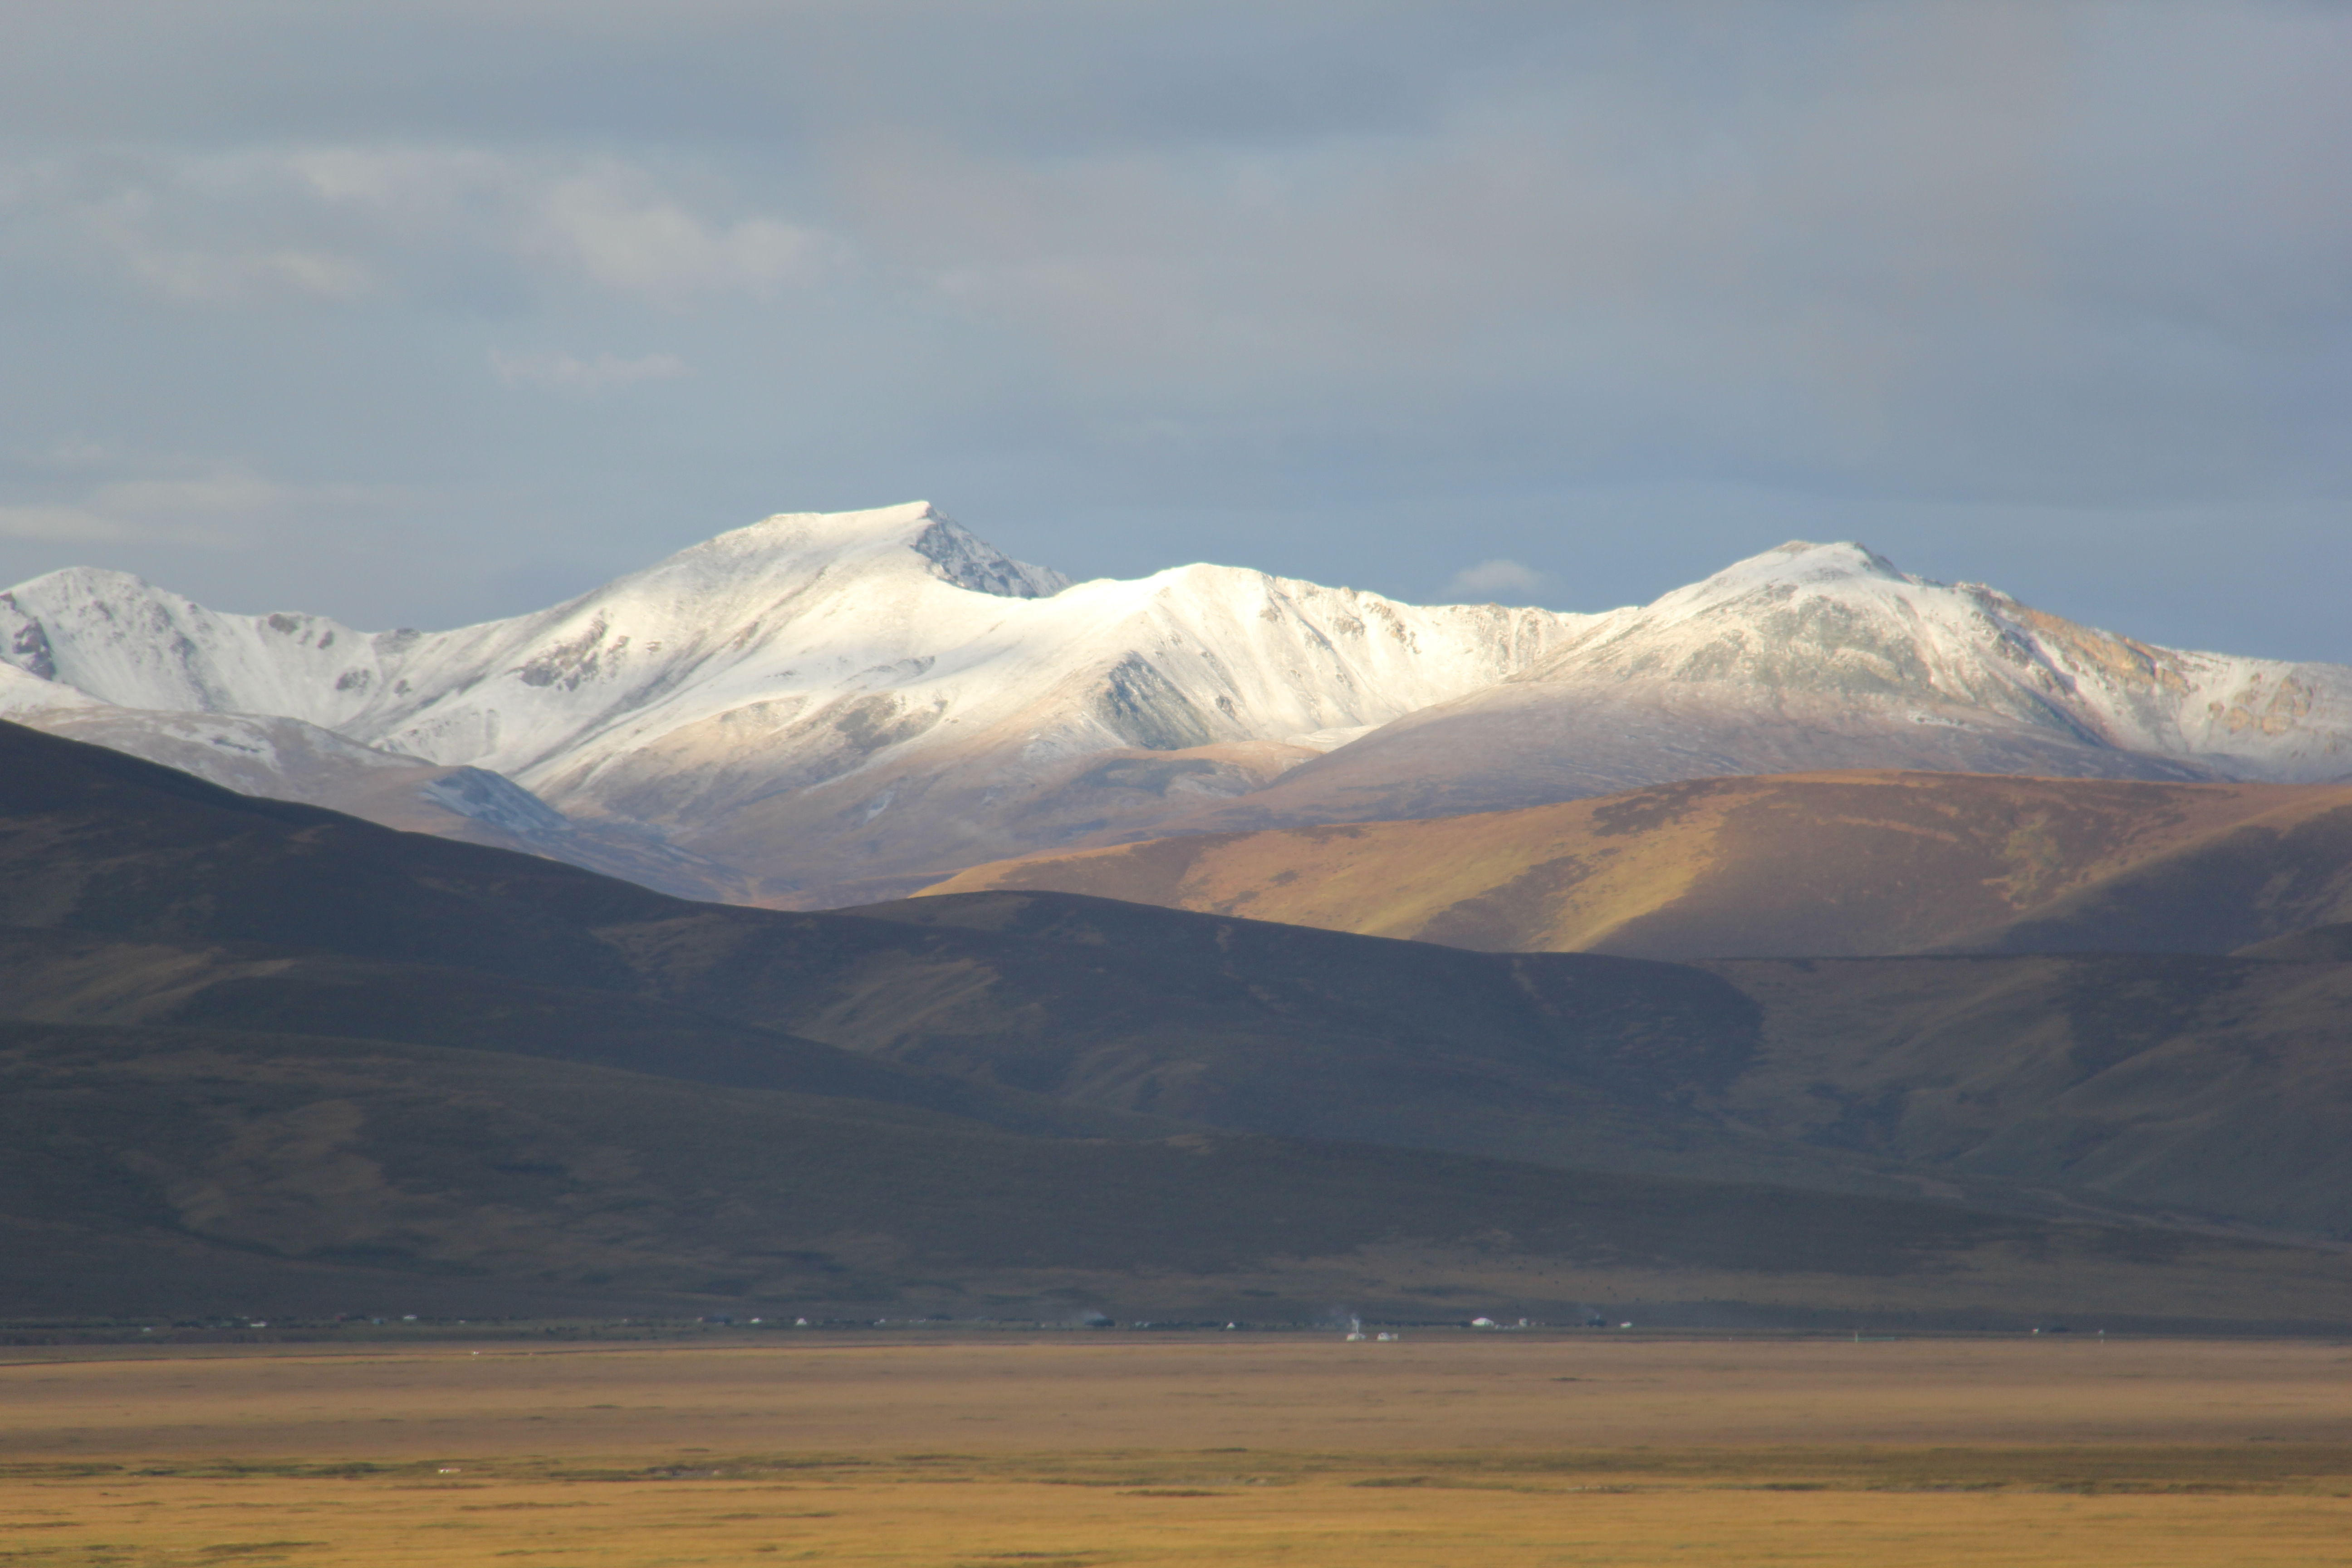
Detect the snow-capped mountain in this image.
<box><xmin>1535</xmin><ymin>541</ymin><xmax>2346</xmax><ymax>770</ymax></box>
<box><xmin>1131</xmin><ymin>540</ymin><xmax>2352</xmax><ymax>838</ymax></box>
<box><xmin>9</xmin><ymin>513</ymin><xmax>2347</xmax><ymax>904</ymax></box>
<box><xmin>1</xmin><ymin>501</ymin><xmax>1581</xmax><ymax>902</ymax></box>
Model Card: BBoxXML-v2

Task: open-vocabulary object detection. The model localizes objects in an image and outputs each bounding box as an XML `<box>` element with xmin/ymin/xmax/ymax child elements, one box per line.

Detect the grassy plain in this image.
<box><xmin>4</xmin><ymin>1335</ymin><xmax>2351</xmax><ymax>1565</ymax></box>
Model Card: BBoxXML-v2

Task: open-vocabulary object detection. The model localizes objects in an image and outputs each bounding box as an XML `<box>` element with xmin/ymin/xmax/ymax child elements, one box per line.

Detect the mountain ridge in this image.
<box><xmin>7</xmin><ymin>507</ymin><xmax>2347</xmax><ymax>906</ymax></box>
<box><xmin>1107</xmin><ymin>540</ymin><xmax>2350</xmax><ymax>843</ymax></box>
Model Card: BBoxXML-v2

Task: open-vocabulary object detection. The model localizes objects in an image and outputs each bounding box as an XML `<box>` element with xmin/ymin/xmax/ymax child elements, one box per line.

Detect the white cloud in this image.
<box><xmin>523</xmin><ymin>166</ymin><xmax>830</xmax><ymax>303</ymax></box>
<box><xmin>1445</xmin><ymin>558</ymin><xmax>1545</xmax><ymax>603</ymax></box>
<box><xmin>127</xmin><ymin>245</ymin><xmax>377</xmax><ymax>305</ymax></box>
<box><xmin>7</xmin><ymin>147</ymin><xmax>836</xmax><ymax>308</ymax></box>
<box><xmin>0</xmin><ymin>468</ymin><xmax>389</xmax><ymax>549</ymax></box>
<box><xmin>490</xmin><ymin>349</ymin><xmax>689</xmax><ymax>392</ymax></box>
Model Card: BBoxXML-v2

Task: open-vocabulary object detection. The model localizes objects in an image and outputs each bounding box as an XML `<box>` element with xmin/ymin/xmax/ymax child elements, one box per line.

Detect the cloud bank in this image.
<box><xmin>0</xmin><ymin>1</ymin><xmax>2344</xmax><ymax>657</ymax></box>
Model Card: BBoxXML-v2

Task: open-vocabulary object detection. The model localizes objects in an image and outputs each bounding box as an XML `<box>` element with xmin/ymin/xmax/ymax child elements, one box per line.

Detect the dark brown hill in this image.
<box><xmin>20</xmin><ymin>1015</ymin><xmax>2350</xmax><ymax>1331</ymax></box>
<box><xmin>10</xmin><ymin>719</ymin><xmax>2352</xmax><ymax>1326</ymax></box>
<box><xmin>921</xmin><ymin>771</ymin><xmax>2352</xmax><ymax>958</ymax></box>
<box><xmin>0</xmin><ymin>720</ymin><xmax>1832</xmax><ymax>1191</ymax></box>
<box><xmin>1694</xmin><ymin>951</ymin><xmax>2352</xmax><ymax>1240</ymax></box>
<box><xmin>1</xmin><ymin>719</ymin><xmax>2162</xmax><ymax>1324</ymax></box>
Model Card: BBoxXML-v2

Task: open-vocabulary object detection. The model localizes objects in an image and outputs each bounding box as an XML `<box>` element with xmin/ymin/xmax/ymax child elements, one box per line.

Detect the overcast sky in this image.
<box><xmin>2</xmin><ymin>1</ymin><xmax>2346</xmax><ymax>661</ymax></box>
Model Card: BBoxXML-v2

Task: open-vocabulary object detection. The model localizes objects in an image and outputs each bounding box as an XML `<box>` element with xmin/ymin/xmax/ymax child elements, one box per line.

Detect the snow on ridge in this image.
<box><xmin>0</xmin><ymin>502</ymin><xmax>1593</xmax><ymax>818</ymax></box>
<box><xmin>1509</xmin><ymin>538</ymin><xmax>2352</xmax><ymax>781</ymax></box>
<box><xmin>14</xmin><ymin>501</ymin><xmax>2346</xmax><ymax>870</ymax></box>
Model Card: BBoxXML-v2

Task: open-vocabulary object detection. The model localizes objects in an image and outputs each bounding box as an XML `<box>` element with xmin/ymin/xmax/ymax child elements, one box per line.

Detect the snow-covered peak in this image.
<box><xmin>1513</xmin><ymin>539</ymin><xmax>2352</xmax><ymax>780</ymax></box>
<box><xmin>627</xmin><ymin>500</ymin><xmax>1066</xmax><ymax>603</ymax></box>
<box><xmin>1</xmin><ymin>570</ymin><xmax>376</xmax><ymax>718</ymax></box>
<box><xmin>8</xmin><ymin>503</ymin><xmax>2350</xmax><ymax>902</ymax></box>
<box><xmin>1636</xmin><ymin>539</ymin><xmax>1911</xmax><ymax>626</ymax></box>
<box><xmin>0</xmin><ymin>500</ymin><xmax>1587</xmax><ymax>808</ymax></box>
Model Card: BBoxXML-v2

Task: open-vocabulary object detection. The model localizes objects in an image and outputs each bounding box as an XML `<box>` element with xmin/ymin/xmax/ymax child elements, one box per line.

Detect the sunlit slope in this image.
<box><xmin>922</xmin><ymin>771</ymin><xmax>2352</xmax><ymax>958</ymax></box>
<box><xmin>1</xmin><ymin>503</ymin><xmax>1580</xmax><ymax>905</ymax></box>
<box><xmin>1131</xmin><ymin>540</ymin><xmax>2352</xmax><ymax>844</ymax></box>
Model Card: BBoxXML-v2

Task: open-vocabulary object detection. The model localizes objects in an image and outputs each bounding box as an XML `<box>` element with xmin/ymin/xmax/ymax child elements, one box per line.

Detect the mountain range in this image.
<box><xmin>10</xmin><ymin>718</ymin><xmax>2352</xmax><ymax>1328</ymax></box>
<box><xmin>6</xmin><ymin>505</ymin><xmax>2348</xmax><ymax>907</ymax></box>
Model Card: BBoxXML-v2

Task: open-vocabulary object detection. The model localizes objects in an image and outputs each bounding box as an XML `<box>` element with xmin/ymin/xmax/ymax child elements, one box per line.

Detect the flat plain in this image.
<box><xmin>4</xmin><ymin>1334</ymin><xmax>2350</xmax><ymax>1566</ymax></box>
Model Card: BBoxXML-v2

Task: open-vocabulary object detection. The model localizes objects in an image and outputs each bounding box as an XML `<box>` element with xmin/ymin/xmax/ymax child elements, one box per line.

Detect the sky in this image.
<box><xmin>1</xmin><ymin>1</ymin><xmax>2347</xmax><ymax>661</ymax></box>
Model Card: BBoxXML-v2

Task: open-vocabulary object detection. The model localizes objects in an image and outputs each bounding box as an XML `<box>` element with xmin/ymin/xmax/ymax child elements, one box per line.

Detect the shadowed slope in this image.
<box><xmin>21</xmin><ymin>1016</ymin><xmax>2352</xmax><ymax>1328</ymax></box>
<box><xmin>921</xmin><ymin>772</ymin><xmax>2352</xmax><ymax>958</ymax></box>
<box><xmin>1695</xmin><ymin>951</ymin><xmax>2352</xmax><ymax>1240</ymax></box>
<box><xmin>0</xmin><ymin>719</ymin><xmax>1819</xmax><ymax>1187</ymax></box>
<box><xmin>29</xmin><ymin>715</ymin><xmax>2265</xmax><ymax>1323</ymax></box>
<box><xmin>13</xmin><ymin>717</ymin><xmax>2352</xmax><ymax>1320</ymax></box>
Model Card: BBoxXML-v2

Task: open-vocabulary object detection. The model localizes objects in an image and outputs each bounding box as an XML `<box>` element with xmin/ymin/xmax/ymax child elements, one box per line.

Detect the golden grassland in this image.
<box><xmin>5</xmin><ymin>1335</ymin><xmax>2352</xmax><ymax>1566</ymax></box>
<box><xmin>921</xmin><ymin>771</ymin><xmax>2352</xmax><ymax>957</ymax></box>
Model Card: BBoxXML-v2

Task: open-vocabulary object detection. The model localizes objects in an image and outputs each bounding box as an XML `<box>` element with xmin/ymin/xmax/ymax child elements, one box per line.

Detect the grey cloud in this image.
<box><xmin>490</xmin><ymin>350</ymin><xmax>689</xmax><ymax>393</ymax></box>
<box><xmin>0</xmin><ymin>0</ymin><xmax>2344</xmax><ymax>661</ymax></box>
<box><xmin>0</xmin><ymin>467</ymin><xmax>395</xmax><ymax>552</ymax></box>
<box><xmin>0</xmin><ymin>1</ymin><xmax>1566</xmax><ymax>151</ymax></box>
<box><xmin>1</xmin><ymin>146</ymin><xmax>842</xmax><ymax>309</ymax></box>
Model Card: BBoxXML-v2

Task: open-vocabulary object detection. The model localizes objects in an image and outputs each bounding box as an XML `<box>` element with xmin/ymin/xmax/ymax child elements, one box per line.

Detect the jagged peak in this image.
<box><xmin>910</xmin><ymin>511</ymin><xmax>1070</xmax><ymax>600</ymax></box>
<box><xmin>3</xmin><ymin>562</ymin><xmax>176</xmax><ymax>602</ymax></box>
<box><xmin>632</xmin><ymin>500</ymin><xmax>1068</xmax><ymax>600</ymax></box>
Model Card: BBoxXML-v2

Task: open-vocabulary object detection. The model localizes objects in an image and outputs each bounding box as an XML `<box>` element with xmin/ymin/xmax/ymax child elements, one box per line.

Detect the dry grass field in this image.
<box><xmin>5</xmin><ymin>1334</ymin><xmax>2351</xmax><ymax>1566</ymax></box>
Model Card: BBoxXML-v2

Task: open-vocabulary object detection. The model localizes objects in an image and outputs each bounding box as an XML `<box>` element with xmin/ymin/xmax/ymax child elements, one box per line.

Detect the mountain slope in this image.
<box><xmin>0</xmin><ymin>719</ymin><xmax>1833</xmax><ymax>1194</ymax></box>
<box><xmin>15</xmin><ymin>516</ymin><xmax>2349</xmax><ymax>910</ymax></box>
<box><xmin>1</xmin><ymin>503</ymin><xmax>1578</xmax><ymax>903</ymax></box>
<box><xmin>24</xmin><ymin>723</ymin><xmax>2347</xmax><ymax>1326</ymax></box>
<box><xmin>1696</xmin><ymin>950</ymin><xmax>2352</xmax><ymax>1240</ymax></box>
<box><xmin>5</xmin><ymin>701</ymin><xmax>755</xmax><ymax>902</ymax></box>
<box><xmin>924</xmin><ymin>772</ymin><xmax>2352</xmax><ymax>959</ymax></box>
<box><xmin>25</xmin><ymin>1016</ymin><xmax>2352</xmax><ymax>1329</ymax></box>
<box><xmin>14</xmin><ymin>715</ymin><xmax>2352</xmax><ymax>1307</ymax></box>
<box><xmin>1123</xmin><ymin>541</ymin><xmax>2352</xmax><ymax>838</ymax></box>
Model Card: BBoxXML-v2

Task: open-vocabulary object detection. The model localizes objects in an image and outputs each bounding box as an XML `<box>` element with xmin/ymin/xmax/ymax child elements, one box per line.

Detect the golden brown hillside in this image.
<box><xmin>917</xmin><ymin>771</ymin><xmax>2352</xmax><ymax>957</ymax></box>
